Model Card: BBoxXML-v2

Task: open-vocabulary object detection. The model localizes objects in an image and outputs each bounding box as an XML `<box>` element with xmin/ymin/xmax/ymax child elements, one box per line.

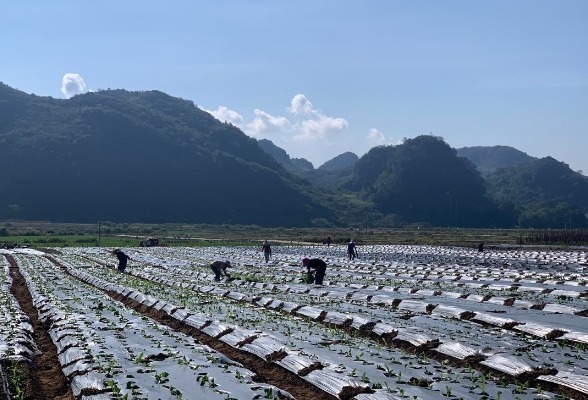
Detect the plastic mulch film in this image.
<box><xmin>538</xmin><ymin>371</ymin><xmax>588</xmax><ymax>395</ymax></box>
<box><xmin>201</xmin><ymin>323</ymin><xmax>233</xmax><ymax>338</ymax></box>
<box><xmin>275</xmin><ymin>353</ymin><xmax>321</xmax><ymax>375</ymax></box>
<box><xmin>323</xmin><ymin>311</ymin><xmax>352</xmax><ymax>327</ymax></box>
<box><xmin>184</xmin><ymin>314</ymin><xmax>212</xmax><ymax>330</ymax></box>
<box><xmin>219</xmin><ymin>328</ymin><xmax>258</xmax><ymax>347</ymax></box>
<box><xmin>303</xmin><ymin>369</ymin><xmax>369</xmax><ymax>398</ymax></box>
<box><xmin>71</xmin><ymin>372</ymin><xmax>108</xmax><ymax>398</ymax></box>
<box><xmin>241</xmin><ymin>337</ymin><xmax>288</xmax><ymax>361</ymax></box>
<box><xmin>295</xmin><ymin>306</ymin><xmax>326</xmax><ymax>321</ymax></box>
<box><xmin>435</xmin><ymin>342</ymin><xmax>480</xmax><ymax>361</ymax></box>
<box><xmin>480</xmin><ymin>354</ymin><xmax>534</xmax><ymax>377</ymax></box>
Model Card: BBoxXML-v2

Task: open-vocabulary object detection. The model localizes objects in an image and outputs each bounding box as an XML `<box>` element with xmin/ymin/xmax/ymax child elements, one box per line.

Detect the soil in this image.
<box><xmin>6</xmin><ymin>255</ymin><xmax>74</xmax><ymax>400</ymax></box>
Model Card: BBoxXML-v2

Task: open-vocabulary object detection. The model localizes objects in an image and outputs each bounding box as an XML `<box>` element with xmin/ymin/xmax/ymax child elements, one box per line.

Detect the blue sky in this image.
<box><xmin>1</xmin><ymin>1</ymin><xmax>587</xmax><ymax>172</ymax></box>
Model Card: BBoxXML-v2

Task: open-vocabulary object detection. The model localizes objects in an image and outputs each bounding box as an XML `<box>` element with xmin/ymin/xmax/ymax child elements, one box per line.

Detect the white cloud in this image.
<box><xmin>61</xmin><ymin>73</ymin><xmax>86</xmax><ymax>98</ymax></box>
<box><xmin>246</xmin><ymin>109</ymin><xmax>290</xmax><ymax>137</ymax></box>
<box><xmin>288</xmin><ymin>94</ymin><xmax>316</xmax><ymax>115</ymax></box>
<box><xmin>295</xmin><ymin>114</ymin><xmax>349</xmax><ymax>141</ymax></box>
<box><xmin>199</xmin><ymin>94</ymin><xmax>348</xmax><ymax>142</ymax></box>
<box><xmin>199</xmin><ymin>105</ymin><xmax>244</xmax><ymax>127</ymax></box>
<box><xmin>366</xmin><ymin>128</ymin><xmax>390</xmax><ymax>146</ymax></box>
<box><xmin>288</xmin><ymin>94</ymin><xmax>348</xmax><ymax>141</ymax></box>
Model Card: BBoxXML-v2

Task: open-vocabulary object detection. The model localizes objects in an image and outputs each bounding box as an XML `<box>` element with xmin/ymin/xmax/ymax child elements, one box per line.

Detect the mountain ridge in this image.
<box><xmin>0</xmin><ymin>83</ymin><xmax>337</xmax><ymax>226</ymax></box>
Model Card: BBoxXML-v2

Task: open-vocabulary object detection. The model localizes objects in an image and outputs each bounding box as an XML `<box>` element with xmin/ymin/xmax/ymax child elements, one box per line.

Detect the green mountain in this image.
<box><xmin>258</xmin><ymin>140</ymin><xmax>355</xmax><ymax>189</ymax></box>
<box><xmin>2</xmin><ymin>82</ymin><xmax>584</xmax><ymax>229</ymax></box>
<box><xmin>486</xmin><ymin>157</ymin><xmax>588</xmax><ymax>228</ymax></box>
<box><xmin>318</xmin><ymin>152</ymin><xmax>358</xmax><ymax>171</ymax></box>
<box><xmin>456</xmin><ymin>145</ymin><xmax>536</xmax><ymax>175</ymax></box>
<box><xmin>0</xmin><ymin>83</ymin><xmax>337</xmax><ymax>226</ymax></box>
<box><xmin>258</xmin><ymin>139</ymin><xmax>313</xmax><ymax>172</ymax></box>
<box><xmin>348</xmin><ymin>137</ymin><xmax>513</xmax><ymax>227</ymax></box>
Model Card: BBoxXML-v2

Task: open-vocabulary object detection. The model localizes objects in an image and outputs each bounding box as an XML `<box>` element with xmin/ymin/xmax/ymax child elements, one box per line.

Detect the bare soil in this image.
<box><xmin>6</xmin><ymin>255</ymin><xmax>74</xmax><ymax>400</ymax></box>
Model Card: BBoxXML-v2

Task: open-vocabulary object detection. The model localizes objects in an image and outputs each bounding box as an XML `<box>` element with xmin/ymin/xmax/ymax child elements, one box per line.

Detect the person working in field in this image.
<box><xmin>347</xmin><ymin>240</ymin><xmax>357</xmax><ymax>260</ymax></box>
<box><xmin>326</xmin><ymin>235</ymin><xmax>332</xmax><ymax>247</ymax></box>
<box><xmin>210</xmin><ymin>260</ymin><xmax>231</xmax><ymax>282</ymax></box>
<box><xmin>113</xmin><ymin>249</ymin><xmax>131</xmax><ymax>273</ymax></box>
<box><xmin>302</xmin><ymin>257</ymin><xmax>327</xmax><ymax>285</ymax></box>
<box><xmin>261</xmin><ymin>240</ymin><xmax>272</xmax><ymax>263</ymax></box>
<box><xmin>478</xmin><ymin>242</ymin><xmax>484</xmax><ymax>252</ymax></box>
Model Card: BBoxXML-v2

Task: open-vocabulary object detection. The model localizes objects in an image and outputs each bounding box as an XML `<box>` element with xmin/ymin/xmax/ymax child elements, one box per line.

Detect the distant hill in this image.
<box><xmin>258</xmin><ymin>140</ymin><xmax>355</xmax><ymax>189</ymax></box>
<box><xmin>349</xmin><ymin>137</ymin><xmax>512</xmax><ymax>227</ymax></box>
<box><xmin>258</xmin><ymin>139</ymin><xmax>314</xmax><ymax>172</ymax></box>
<box><xmin>318</xmin><ymin>152</ymin><xmax>358</xmax><ymax>171</ymax></box>
<box><xmin>457</xmin><ymin>145</ymin><xmax>536</xmax><ymax>175</ymax></box>
<box><xmin>487</xmin><ymin>157</ymin><xmax>588</xmax><ymax>208</ymax></box>
<box><xmin>0</xmin><ymin>83</ymin><xmax>336</xmax><ymax>226</ymax></box>
<box><xmin>486</xmin><ymin>157</ymin><xmax>588</xmax><ymax>228</ymax></box>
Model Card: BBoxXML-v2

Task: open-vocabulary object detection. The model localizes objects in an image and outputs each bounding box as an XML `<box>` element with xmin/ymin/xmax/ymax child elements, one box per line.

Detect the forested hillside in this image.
<box><xmin>0</xmin><ymin>83</ymin><xmax>337</xmax><ymax>226</ymax></box>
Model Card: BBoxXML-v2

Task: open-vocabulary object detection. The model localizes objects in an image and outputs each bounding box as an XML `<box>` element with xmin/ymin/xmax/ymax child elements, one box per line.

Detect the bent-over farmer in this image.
<box><xmin>113</xmin><ymin>249</ymin><xmax>131</xmax><ymax>273</ymax></box>
<box><xmin>210</xmin><ymin>260</ymin><xmax>231</xmax><ymax>282</ymax></box>
<box><xmin>302</xmin><ymin>257</ymin><xmax>327</xmax><ymax>285</ymax></box>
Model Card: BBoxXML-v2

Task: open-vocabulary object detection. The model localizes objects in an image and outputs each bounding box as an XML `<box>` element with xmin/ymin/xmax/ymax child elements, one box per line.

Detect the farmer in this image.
<box><xmin>347</xmin><ymin>240</ymin><xmax>357</xmax><ymax>260</ymax></box>
<box><xmin>477</xmin><ymin>242</ymin><xmax>484</xmax><ymax>252</ymax></box>
<box><xmin>326</xmin><ymin>235</ymin><xmax>332</xmax><ymax>248</ymax></box>
<box><xmin>302</xmin><ymin>257</ymin><xmax>327</xmax><ymax>285</ymax></box>
<box><xmin>113</xmin><ymin>249</ymin><xmax>131</xmax><ymax>273</ymax></box>
<box><xmin>210</xmin><ymin>260</ymin><xmax>231</xmax><ymax>282</ymax></box>
<box><xmin>261</xmin><ymin>240</ymin><xmax>272</xmax><ymax>263</ymax></box>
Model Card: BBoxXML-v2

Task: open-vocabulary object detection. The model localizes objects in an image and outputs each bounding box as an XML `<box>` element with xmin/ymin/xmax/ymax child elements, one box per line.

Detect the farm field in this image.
<box><xmin>1</xmin><ymin>244</ymin><xmax>588</xmax><ymax>400</ymax></box>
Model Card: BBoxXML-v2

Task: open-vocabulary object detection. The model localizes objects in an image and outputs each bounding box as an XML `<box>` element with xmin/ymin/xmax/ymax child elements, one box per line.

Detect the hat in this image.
<box><xmin>225</xmin><ymin>260</ymin><xmax>231</xmax><ymax>266</ymax></box>
<box><xmin>302</xmin><ymin>258</ymin><xmax>310</xmax><ymax>266</ymax></box>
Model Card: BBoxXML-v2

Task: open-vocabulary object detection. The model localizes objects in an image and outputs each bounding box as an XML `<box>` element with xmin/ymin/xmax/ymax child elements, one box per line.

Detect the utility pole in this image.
<box><xmin>455</xmin><ymin>191</ymin><xmax>459</xmax><ymax>227</ymax></box>
<box><xmin>365</xmin><ymin>212</ymin><xmax>368</xmax><ymax>239</ymax></box>
<box><xmin>447</xmin><ymin>191</ymin><xmax>452</xmax><ymax>226</ymax></box>
<box><xmin>570</xmin><ymin>212</ymin><xmax>572</xmax><ymax>230</ymax></box>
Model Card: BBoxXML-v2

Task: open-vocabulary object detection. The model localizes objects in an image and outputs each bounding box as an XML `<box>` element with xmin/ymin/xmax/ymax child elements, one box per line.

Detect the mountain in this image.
<box><xmin>457</xmin><ymin>145</ymin><xmax>536</xmax><ymax>175</ymax></box>
<box><xmin>318</xmin><ymin>152</ymin><xmax>358</xmax><ymax>171</ymax></box>
<box><xmin>2</xmin><ymin>82</ymin><xmax>583</xmax><ymax>229</ymax></box>
<box><xmin>349</xmin><ymin>137</ymin><xmax>513</xmax><ymax>227</ymax></box>
<box><xmin>0</xmin><ymin>83</ymin><xmax>337</xmax><ymax>226</ymax></box>
<box><xmin>487</xmin><ymin>157</ymin><xmax>588</xmax><ymax>208</ymax></box>
<box><xmin>257</xmin><ymin>139</ymin><xmax>355</xmax><ymax>189</ymax></box>
<box><xmin>486</xmin><ymin>157</ymin><xmax>588</xmax><ymax>228</ymax></box>
<box><xmin>258</xmin><ymin>139</ymin><xmax>314</xmax><ymax>172</ymax></box>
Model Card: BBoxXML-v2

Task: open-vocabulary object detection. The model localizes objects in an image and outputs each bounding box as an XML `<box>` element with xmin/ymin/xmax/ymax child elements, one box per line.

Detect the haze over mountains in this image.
<box><xmin>1</xmin><ymin>83</ymin><xmax>586</xmax><ymax>228</ymax></box>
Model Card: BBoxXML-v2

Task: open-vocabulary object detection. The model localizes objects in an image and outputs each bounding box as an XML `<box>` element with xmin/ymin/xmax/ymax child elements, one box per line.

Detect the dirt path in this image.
<box><xmin>6</xmin><ymin>254</ymin><xmax>74</xmax><ymax>400</ymax></box>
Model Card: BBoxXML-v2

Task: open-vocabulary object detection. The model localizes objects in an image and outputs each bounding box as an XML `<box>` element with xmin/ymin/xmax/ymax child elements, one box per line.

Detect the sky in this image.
<box><xmin>1</xmin><ymin>1</ymin><xmax>587</xmax><ymax>171</ymax></box>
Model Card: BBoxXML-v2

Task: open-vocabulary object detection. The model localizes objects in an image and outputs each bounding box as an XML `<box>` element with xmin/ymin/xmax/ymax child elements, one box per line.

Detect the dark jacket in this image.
<box><xmin>306</xmin><ymin>258</ymin><xmax>327</xmax><ymax>273</ymax></box>
<box><xmin>115</xmin><ymin>251</ymin><xmax>130</xmax><ymax>264</ymax></box>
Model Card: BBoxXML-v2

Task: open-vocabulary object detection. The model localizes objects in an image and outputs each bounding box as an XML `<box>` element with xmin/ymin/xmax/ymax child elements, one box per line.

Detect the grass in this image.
<box><xmin>0</xmin><ymin>234</ymin><xmax>254</xmax><ymax>248</ymax></box>
<box><xmin>0</xmin><ymin>220</ymin><xmax>582</xmax><ymax>249</ymax></box>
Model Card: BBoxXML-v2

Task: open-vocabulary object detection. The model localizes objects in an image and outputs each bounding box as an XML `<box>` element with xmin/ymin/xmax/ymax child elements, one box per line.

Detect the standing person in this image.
<box><xmin>113</xmin><ymin>249</ymin><xmax>131</xmax><ymax>273</ymax></box>
<box><xmin>477</xmin><ymin>242</ymin><xmax>484</xmax><ymax>252</ymax></box>
<box><xmin>210</xmin><ymin>260</ymin><xmax>231</xmax><ymax>282</ymax></box>
<box><xmin>326</xmin><ymin>235</ymin><xmax>332</xmax><ymax>248</ymax></box>
<box><xmin>302</xmin><ymin>258</ymin><xmax>327</xmax><ymax>285</ymax></box>
<box><xmin>347</xmin><ymin>240</ymin><xmax>357</xmax><ymax>260</ymax></box>
<box><xmin>261</xmin><ymin>240</ymin><xmax>272</xmax><ymax>263</ymax></box>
